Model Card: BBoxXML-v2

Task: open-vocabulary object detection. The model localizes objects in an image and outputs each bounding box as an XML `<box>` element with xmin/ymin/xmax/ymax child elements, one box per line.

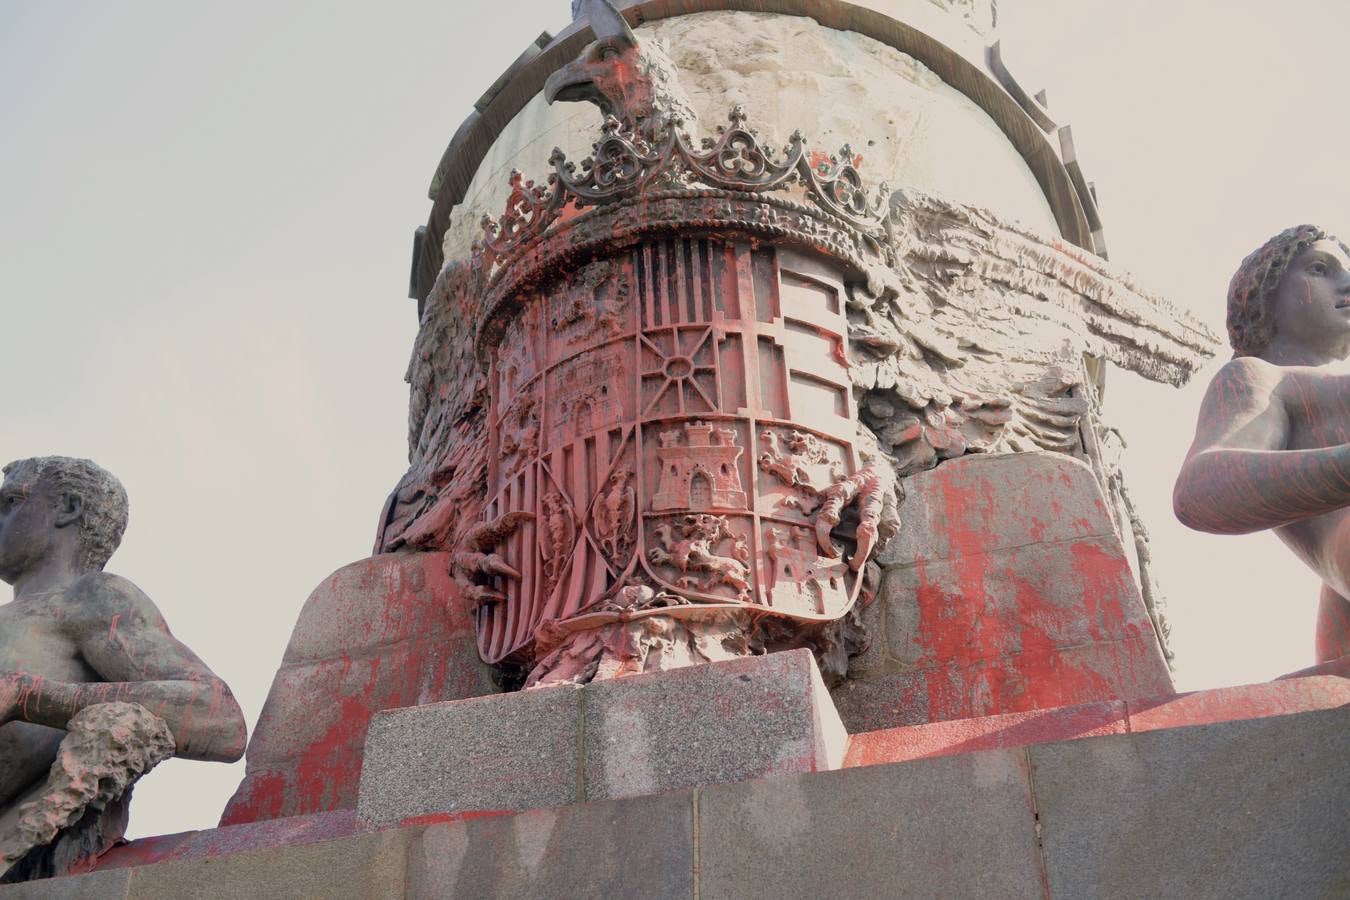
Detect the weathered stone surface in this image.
<box><xmin>582</xmin><ymin>650</ymin><xmax>847</xmax><ymax>801</ymax></box>
<box><xmin>844</xmin><ymin>672</ymin><xmax>1350</xmax><ymax>767</ymax></box>
<box><xmin>221</xmin><ymin>552</ymin><xmax>497</xmax><ymax>825</ymax></box>
<box><xmin>357</xmin><ymin>650</ymin><xmax>845</xmax><ymax>823</ymax></box>
<box><xmin>122</xmin><ymin>829</ymin><xmax>411</xmax><ymax>900</ymax></box>
<box><xmin>1127</xmin><ymin>674</ymin><xmax>1350</xmax><ymax>732</ymax></box>
<box><xmin>1279</xmin><ymin>653</ymin><xmax>1350</xmax><ymax>680</ymax></box>
<box><xmin>356</xmin><ymin>685</ymin><xmax>583</xmax><ymax>826</ymax></box>
<box><xmin>831</xmin><ymin>668</ymin><xmax>932</xmax><ymax>731</ymax></box>
<box><xmin>881</xmin><ymin>512</ymin><xmax>1153</xmax><ymax>671</ymax></box>
<box><xmin>845</xmin><ymin>698</ymin><xmax>1127</xmax><ymax>768</ymax></box>
<box><xmin>439</xmin><ymin>10</ymin><xmax>1060</xmax><ymax>265</ymax></box>
<box><xmin>14</xmin><ymin>693</ymin><xmax>1349</xmax><ymax>897</ymax></box>
<box><xmin>406</xmin><ymin>792</ymin><xmax>693</xmax><ymax>899</ymax></box>
<box><xmin>841</xmin><ymin>452</ymin><xmax>1172</xmax><ymax>730</ymax></box>
<box><xmin>697</xmin><ymin>748</ymin><xmax>1044</xmax><ymax>899</ymax></box>
<box><xmin>1032</xmin><ymin>705</ymin><xmax>1350</xmax><ymax>899</ymax></box>
<box><xmin>0</xmin><ymin>868</ymin><xmax>129</xmax><ymax>900</ymax></box>
<box><xmin>876</xmin><ymin>451</ymin><xmax>1119</xmax><ymax>566</ymax></box>
<box><xmin>91</xmin><ymin>831</ymin><xmax>197</xmax><ymax>871</ymax></box>
<box><xmin>96</xmin><ymin>810</ymin><xmax>372</xmax><ymax>871</ymax></box>
<box><xmin>279</xmin><ymin>552</ymin><xmax>471</xmax><ymax>661</ymax></box>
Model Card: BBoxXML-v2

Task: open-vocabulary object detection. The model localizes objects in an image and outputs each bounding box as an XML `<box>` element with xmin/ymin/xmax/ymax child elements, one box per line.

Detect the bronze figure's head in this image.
<box><xmin>1227</xmin><ymin>224</ymin><xmax>1350</xmax><ymax>358</ymax></box>
<box><xmin>0</xmin><ymin>456</ymin><xmax>129</xmax><ymax>582</ymax></box>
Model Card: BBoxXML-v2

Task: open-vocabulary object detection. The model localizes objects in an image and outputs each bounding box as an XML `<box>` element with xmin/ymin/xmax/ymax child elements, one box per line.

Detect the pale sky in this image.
<box><xmin>2</xmin><ymin>0</ymin><xmax>1347</xmax><ymax>839</ymax></box>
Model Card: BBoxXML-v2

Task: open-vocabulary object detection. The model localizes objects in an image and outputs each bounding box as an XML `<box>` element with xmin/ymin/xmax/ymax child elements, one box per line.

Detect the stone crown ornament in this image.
<box><xmin>479</xmin><ymin>107</ymin><xmax>891</xmax><ymax>276</ymax></box>
<box><xmin>471</xmin><ymin>106</ymin><xmax>900</xmax><ymax>364</ymax></box>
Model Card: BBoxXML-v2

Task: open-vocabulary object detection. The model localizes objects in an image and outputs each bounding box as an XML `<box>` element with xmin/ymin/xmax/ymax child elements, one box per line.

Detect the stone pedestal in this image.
<box><xmin>13</xmin><ymin>696</ymin><xmax>1345</xmax><ymax>899</ymax></box>
<box><xmin>835</xmin><ymin>452</ymin><xmax>1174</xmax><ymax>732</ymax></box>
<box><xmin>222</xmin><ymin>553</ymin><xmax>498</xmax><ymax>825</ymax></box>
<box><xmin>355</xmin><ymin>649</ymin><xmax>847</xmax><ymax>825</ymax></box>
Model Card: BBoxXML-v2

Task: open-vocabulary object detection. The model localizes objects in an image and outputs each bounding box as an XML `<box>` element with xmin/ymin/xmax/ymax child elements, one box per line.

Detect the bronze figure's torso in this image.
<box><xmin>1176</xmin><ymin>232</ymin><xmax>1350</xmax><ymax>664</ymax></box>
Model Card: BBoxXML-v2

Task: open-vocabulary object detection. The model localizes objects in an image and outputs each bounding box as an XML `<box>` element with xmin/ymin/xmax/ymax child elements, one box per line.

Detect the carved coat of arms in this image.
<box><xmin>479</xmin><ymin>246</ymin><xmax>884</xmax><ymax>681</ymax></box>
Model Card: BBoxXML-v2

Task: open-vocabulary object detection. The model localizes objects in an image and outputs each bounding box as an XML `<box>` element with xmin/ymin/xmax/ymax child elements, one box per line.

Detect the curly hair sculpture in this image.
<box><xmin>1</xmin><ymin>456</ymin><xmax>129</xmax><ymax>571</ymax></box>
<box><xmin>1227</xmin><ymin>225</ymin><xmax>1350</xmax><ymax>357</ymax></box>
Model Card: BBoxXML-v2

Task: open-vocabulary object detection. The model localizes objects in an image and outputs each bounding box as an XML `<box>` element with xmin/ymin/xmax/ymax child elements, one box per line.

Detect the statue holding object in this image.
<box><xmin>1175</xmin><ymin>226</ymin><xmax>1350</xmax><ymax>666</ymax></box>
<box><xmin>0</xmin><ymin>457</ymin><xmax>246</xmax><ymax>881</ymax></box>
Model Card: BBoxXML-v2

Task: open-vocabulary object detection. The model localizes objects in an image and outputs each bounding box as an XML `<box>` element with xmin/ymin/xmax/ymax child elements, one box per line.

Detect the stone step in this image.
<box><xmin>12</xmin><ymin>701</ymin><xmax>1346</xmax><ymax>899</ymax></box>
<box><xmin>355</xmin><ymin>648</ymin><xmax>848</xmax><ymax>825</ymax></box>
<box><xmin>846</xmin><ymin>673</ymin><xmax>1350</xmax><ymax>767</ymax></box>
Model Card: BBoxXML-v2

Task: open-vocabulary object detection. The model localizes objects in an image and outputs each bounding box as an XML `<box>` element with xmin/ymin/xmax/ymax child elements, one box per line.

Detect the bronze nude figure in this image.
<box><xmin>0</xmin><ymin>457</ymin><xmax>246</xmax><ymax>879</ymax></box>
<box><xmin>1175</xmin><ymin>225</ymin><xmax>1350</xmax><ymax>666</ymax></box>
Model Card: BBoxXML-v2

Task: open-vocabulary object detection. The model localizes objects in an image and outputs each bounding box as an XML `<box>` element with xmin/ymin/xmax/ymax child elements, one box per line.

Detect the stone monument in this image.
<box><xmin>224</xmin><ymin>0</ymin><xmax>1226</xmax><ymax>823</ymax></box>
<box><xmin>12</xmin><ymin>2</ymin><xmax>1347</xmax><ymax>897</ymax></box>
<box><xmin>0</xmin><ymin>457</ymin><xmax>247</xmax><ymax>882</ymax></box>
<box><xmin>1175</xmin><ymin>225</ymin><xmax>1350</xmax><ymax>669</ymax></box>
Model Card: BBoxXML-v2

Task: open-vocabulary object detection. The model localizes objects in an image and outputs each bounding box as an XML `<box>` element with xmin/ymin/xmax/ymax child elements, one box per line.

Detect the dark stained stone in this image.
<box><xmin>697</xmin><ymin>748</ymin><xmax>1045</xmax><ymax>899</ymax></box>
<box><xmin>1031</xmin><ymin>705</ymin><xmax>1350</xmax><ymax>900</ymax></box>
<box><xmin>406</xmin><ymin>792</ymin><xmax>694</xmax><ymax>899</ymax></box>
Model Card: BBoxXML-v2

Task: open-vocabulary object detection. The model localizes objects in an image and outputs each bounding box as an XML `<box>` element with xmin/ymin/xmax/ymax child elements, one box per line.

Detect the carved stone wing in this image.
<box><xmin>849</xmin><ymin>188</ymin><xmax>1221</xmax><ymax>475</ymax></box>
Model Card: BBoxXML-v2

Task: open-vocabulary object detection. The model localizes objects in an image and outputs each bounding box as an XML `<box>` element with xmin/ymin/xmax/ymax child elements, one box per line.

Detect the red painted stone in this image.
<box><xmin>839</xmin><ymin>452</ymin><xmax>1173</xmax><ymax>731</ymax></box>
<box><xmin>96</xmin><ymin>810</ymin><xmax>372</xmax><ymax>871</ymax></box>
<box><xmin>843</xmin><ymin>674</ymin><xmax>1350</xmax><ymax>769</ymax></box>
<box><xmin>219</xmin><ymin>553</ymin><xmax>497</xmax><ymax>826</ymax></box>
<box><xmin>92</xmin><ymin>831</ymin><xmax>198</xmax><ymax>871</ymax></box>
<box><xmin>93</xmin><ymin>674</ymin><xmax>1345</xmax><ymax>875</ymax></box>
<box><xmin>1127</xmin><ymin>675</ymin><xmax>1350</xmax><ymax>733</ymax></box>
<box><xmin>398</xmin><ymin>810</ymin><xmax>512</xmax><ymax>828</ymax></box>
<box><xmin>1278</xmin><ymin>653</ymin><xmax>1350</xmax><ymax>680</ymax></box>
<box><xmin>844</xmin><ymin>700</ymin><xmax>1127</xmax><ymax>768</ymax></box>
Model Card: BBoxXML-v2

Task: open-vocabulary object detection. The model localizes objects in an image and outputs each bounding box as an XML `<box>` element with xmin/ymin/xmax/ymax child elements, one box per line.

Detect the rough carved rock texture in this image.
<box><xmin>220</xmin><ymin>553</ymin><xmax>497</xmax><ymax>826</ymax></box>
<box><xmin>440</xmin><ymin>11</ymin><xmax>1058</xmax><ymax>264</ymax></box>
<box><xmin>524</xmin><ymin>609</ymin><xmax>757</xmax><ymax>688</ymax></box>
<box><xmin>0</xmin><ymin>703</ymin><xmax>173</xmax><ymax>882</ymax></box>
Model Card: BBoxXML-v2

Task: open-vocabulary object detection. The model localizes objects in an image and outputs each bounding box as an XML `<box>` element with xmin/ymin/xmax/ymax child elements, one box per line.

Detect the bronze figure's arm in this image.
<box><xmin>1174</xmin><ymin>357</ymin><xmax>1350</xmax><ymax>534</ymax></box>
<box><xmin>0</xmin><ymin>573</ymin><xmax>246</xmax><ymax>763</ymax></box>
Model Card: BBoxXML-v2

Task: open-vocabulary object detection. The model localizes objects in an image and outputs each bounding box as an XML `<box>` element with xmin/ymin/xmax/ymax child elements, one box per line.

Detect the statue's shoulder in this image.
<box><xmin>1205</xmin><ymin>355</ymin><xmax>1288</xmax><ymax>397</ymax></box>
<box><xmin>66</xmin><ymin>572</ymin><xmax>162</xmax><ymax>625</ymax></box>
<box><xmin>1215</xmin><ymin>354</ymin><xmax>1281</xmax><ymax>378</ymax></box>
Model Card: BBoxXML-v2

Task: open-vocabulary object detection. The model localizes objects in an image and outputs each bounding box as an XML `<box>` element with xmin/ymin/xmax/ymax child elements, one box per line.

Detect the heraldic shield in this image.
<box><xmin>478</xmin><ymin>238</ymin><xmax>864</xmax><ymax>666</ymax></box>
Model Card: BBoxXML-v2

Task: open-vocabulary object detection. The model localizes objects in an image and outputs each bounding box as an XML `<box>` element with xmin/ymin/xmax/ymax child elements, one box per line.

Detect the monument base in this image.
<box><xmin>355</xmin><ymin>649</ymin><xmax>847</xmax><ymax>825</ymax></box>
<box><xmin>837</xmin><ymin>452</ymin><xmax>1175</xmax><ymax>733</ymax></box>
<box><xmin>9</xmin><ymin>674</ymin><xmax>1345</xmax><ymax>899</ymax></box>
<box><xmin>1279</xmin><ymin>652</ymin><xmax>1350</xmax><ymax>680</ymax></box>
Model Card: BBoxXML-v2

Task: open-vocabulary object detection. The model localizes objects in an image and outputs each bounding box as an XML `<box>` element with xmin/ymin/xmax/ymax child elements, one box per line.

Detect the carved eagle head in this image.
<box><xmin>545</xmin><ymin>0</ymin><xmax>697</xmax><ymax>138</ymax></box>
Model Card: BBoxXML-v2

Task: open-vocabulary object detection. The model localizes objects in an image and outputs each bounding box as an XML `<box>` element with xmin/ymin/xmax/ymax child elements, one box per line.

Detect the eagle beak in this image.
<box><xmin>544</xmin><ymin>64</ymin><xmax>588</xmax><ymax>105</ymax></box>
